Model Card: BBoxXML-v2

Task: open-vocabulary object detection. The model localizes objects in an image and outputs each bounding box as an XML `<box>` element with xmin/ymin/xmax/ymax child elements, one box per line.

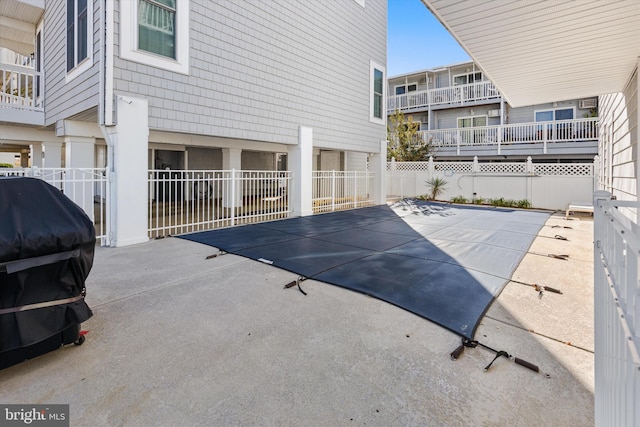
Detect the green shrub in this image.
<box><xmin>0</xmin><ymin>163</ymin><xmax>14</xmax><ymax>168</ymax></box>
<box><xmin>425</xmin><ymin>177</ymin><xmax>448</xmax><ymax>200</ymax></box>
<box><xmin>472</xmin><ymin>197</ymin><xmax>485</xmax><ymax>205</ymax></box>
<box><xmin>451</xmin><ymin>195</ymin><xmax>467</xmax><ymax>204</ymax></box>
<box><xmin>516</xmin><ymin>199</ymin><xmax>532</xmax><ymax>209</ymax></box>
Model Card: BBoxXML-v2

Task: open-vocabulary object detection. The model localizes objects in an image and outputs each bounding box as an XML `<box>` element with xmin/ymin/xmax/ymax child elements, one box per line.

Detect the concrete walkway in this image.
<box><xmin>0</xmin><ymin>211</ymin><xmax>594</xmax><ymax>426</ymax></box>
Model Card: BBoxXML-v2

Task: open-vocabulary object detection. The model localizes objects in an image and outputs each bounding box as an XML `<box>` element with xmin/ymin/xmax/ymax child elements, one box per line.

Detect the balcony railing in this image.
<box><xmin>415</xmin><ymin>117</ymin><xmax>598</xmax><ymax>155</ymax></box>
<box><xmin>388</xmin><ymin>81</ymin><xmax>500</xmax><ymax>112</ymax></box>
<box><xmin>0</xmin><ymin>62</ymin><xmax>43</xmax><ymax>113</ymax></box>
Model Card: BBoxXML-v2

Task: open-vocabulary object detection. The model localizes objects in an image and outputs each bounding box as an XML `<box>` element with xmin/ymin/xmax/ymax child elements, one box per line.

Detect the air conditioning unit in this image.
<box><xmin>488</xmin><ymin>109</ymin><xmax>501</xmax><ymax>118</ymax></box>
<box><xmin>579</xmin><ymin>99</ymin><xmax>597</xmax><ymax>109</ymax></box>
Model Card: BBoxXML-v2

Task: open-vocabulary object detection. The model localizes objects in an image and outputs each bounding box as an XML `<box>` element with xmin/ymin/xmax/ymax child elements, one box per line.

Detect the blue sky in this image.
<box><xmin>387</xmin><ymin>0</ymin><xmax>470</xmax><ymax>77</ymax></box>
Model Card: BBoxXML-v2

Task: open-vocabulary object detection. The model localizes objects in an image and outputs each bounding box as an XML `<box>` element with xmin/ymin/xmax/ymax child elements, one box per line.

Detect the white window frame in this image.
<box><xmin>457</xmin><ymin>115</ymin><xmax>488</xmax><ymax>128</ymax></box>
<box><xmin>65</xmin><ymin>0</ymin><xmax>94</xmax><ymax>83</ymax></box>
<box><xmin>120</xmin><ymin>0</ymin><xmax>190</xmax><ymax>75</ymax></box>
<box><xmin>452</xmin><ymin>71</ymin><xmax>483</xmax><ymax>86</ymax></box>
<box><xmin>370</xmin><ymin>60</ymin><xmax>386</xmax><ymax>125</ymax></box>
<box><xmin>533</xmin><ymin>106</ymin><xmax>575</xmax><ymax>122</ymax></box>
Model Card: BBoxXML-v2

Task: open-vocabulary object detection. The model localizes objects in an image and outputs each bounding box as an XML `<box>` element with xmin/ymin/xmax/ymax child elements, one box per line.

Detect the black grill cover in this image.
<box><xmin>0</xmin><ymin>177</ymin><xmax>94</xmax><ymax>353</ymax></box>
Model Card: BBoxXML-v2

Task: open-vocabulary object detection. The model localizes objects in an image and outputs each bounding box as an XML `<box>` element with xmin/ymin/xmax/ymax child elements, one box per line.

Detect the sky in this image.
<box><xmin>387</xmin><ymin>0</ymin><xmax>470</xmax><ymax>77</ymax></box>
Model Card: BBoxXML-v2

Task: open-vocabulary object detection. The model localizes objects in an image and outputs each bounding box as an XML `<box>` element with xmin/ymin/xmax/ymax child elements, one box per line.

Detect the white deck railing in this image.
<box><xmin>0</xmin><ymin>62</ymin><xmax>42</xmax><ymax>111</ymax></box>
<box><xmin>593</xmin><ymin>192</ymin><xmax>640</xmax><ymax>427</ymax></box>
<box><xmin>148</xmin><ymin>169</ymin><xmax>291</xmax><ymax>238</ymax></box>
<box><xmin>388</xmin><ymin>81</ymin><xmax>500</xmax><ymax>112</ymax></box>
<box><xmin>0</xmin><ymin>168</ymin><xmax>109</xmax><ymax>245</ymax></box>
<box><xmin>417</xmin><ymin>117</ymin><xmax>598</xmax><ymax>154</ymax></box>
<box><xmin>312</xmin><ymin>171</ymin><xmax>374</xmax><ymax>213</ymax></box>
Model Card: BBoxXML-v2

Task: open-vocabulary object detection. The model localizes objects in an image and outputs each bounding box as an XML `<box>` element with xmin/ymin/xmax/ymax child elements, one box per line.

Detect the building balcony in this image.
<box><xmin>1</xmin><ymin>59</ymin><xmax>44</xmax><ymax>126</ymax></box>
<box><xmin>387</xmin><ymin>81</ymin><xmax>501</xmax><ymax>114</ymax></box>
<box><xmin>416</xmin><ymin>117</ymin><xmax>598</xmax><ymax>157</ymax></box>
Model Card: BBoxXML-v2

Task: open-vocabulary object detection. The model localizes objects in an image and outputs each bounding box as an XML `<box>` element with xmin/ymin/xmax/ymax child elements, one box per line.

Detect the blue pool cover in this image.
<box><xmin>178</xmin><ymin>201</ymin><xmax>550</xmax><ymax>339</ymax></box>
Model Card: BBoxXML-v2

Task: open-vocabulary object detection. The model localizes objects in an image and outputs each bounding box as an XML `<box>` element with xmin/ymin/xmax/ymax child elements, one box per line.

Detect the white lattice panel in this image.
<box><xmin>478</xmin><ymin>163</ymin><xmax>526</xmax><ymax>173</ymax></box>
<box><xmin>434</xmin><ymin>162</ymin><xmax>473</xmax><ymax>173</ymax></box>
<box><xmin>393</xmin><ymin>162</ymin><xmax>431</xmax><ymax>172</ymax></box>
<box><xmin>534</xmin><ymin>163</ymin><xmax>594</xmax><ymax>176</ymax></box>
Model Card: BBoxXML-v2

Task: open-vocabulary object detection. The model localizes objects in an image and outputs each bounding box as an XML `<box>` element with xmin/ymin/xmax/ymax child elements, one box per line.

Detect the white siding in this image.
<box><xmin>598</xmin><ymin>66</ymin><xmax>638</xmax><ymax>212</ymax></box>
<box><xmin>44</xmin><ymin>0</ymin><xmax>101</xmax><ymax>125</ymax></box>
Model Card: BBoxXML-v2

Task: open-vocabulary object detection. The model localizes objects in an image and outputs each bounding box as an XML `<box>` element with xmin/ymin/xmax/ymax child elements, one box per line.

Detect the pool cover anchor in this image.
<box><xmin>284</xmin><ymin>276</ymin><xmax>307</xmax><ymax>296</ymax></box>
<box><xmin>205</xmin><ymin>250</ymin><xmax>226</xmax><ymax>260</ymax></box>
<box><xmin>450</xmin><ymin>338</ymin><xmax>550</xmax><ymax>377</ymax></box>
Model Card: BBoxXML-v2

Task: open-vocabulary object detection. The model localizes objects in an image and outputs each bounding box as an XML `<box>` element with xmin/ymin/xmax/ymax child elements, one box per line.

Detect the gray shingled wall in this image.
<box><xmin>110</xmin><ymin>0</ymin><xmax>386</xmax><ymax>153</ymax></box>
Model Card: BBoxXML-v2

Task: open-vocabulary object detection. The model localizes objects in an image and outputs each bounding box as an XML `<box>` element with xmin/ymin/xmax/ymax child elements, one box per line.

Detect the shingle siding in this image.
<box><xmin>598</xmin><ymin>66</ymin><xmax>638</xmax><ymax>205</ymax></box>
<box><xmin>44</xmin><ymin>0</ymin><xmax>101</xmax><ymax>126</ymax></box>
<box><xmin>112</xmin><ymin>0</ymin><xmax>387</xmax><ymax>153</ymax></box>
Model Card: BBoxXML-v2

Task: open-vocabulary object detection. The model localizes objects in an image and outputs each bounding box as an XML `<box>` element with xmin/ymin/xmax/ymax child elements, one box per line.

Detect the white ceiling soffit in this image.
<box><xmin>0</xmin><ymin>0</ymin><xmax>43</xmax><ymax>55</ymax></box>
<box><xmin>421</xmin><ymin>0</ymin><xmax>640</xmax><ymax>107</ymax></box>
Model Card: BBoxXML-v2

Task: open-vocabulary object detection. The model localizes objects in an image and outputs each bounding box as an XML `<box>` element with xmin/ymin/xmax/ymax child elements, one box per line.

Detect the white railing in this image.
<box><xmin>0</xmin><ymin>167</ymin><xmax>109</xmax><ymax>245</ymax></box>
<box><xmin>0</xmin><ymin>62</ymin><xmax>42</xmax><ymax>111</ymax></box>
<box><xmin>388</xmin><ymin>81</ymin><xmax>500</xmax><ymax>112</ymax></box>
<box><xmin>593</xmin><ymin>192</ymin><xmax>640</xmax><ymax>427</ymax></box>
<box><xmin>148</xmin><ymin>169</ymin><xmax>291</xmax><ymax>238</ymax></box>
<box><xmin>417</xmin><ymin>117</ymin><xmax>598</xmax><ymax>154</ymax></box>
<box><xmin>312</xmin><ymin>171</ymin><xmax>374</xmax><ymax>213</ymax></box>
<box><xmin>387</xmin><ymin>157</ymin><xmax>596</xmax><ymax>210</ymax></box>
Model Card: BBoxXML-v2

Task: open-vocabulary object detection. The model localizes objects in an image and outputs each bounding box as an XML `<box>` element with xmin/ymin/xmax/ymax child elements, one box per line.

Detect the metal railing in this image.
<box><xmin>388</xmin><ymin>81</ymin><xmax>500</xmax><ymax>112</ymax></box>
<box><xmin>312</xmin><ymin>171</ymin><xmax>374</xmax><ymax>213</ymax></box>
<box><xmin>148</xmin><ymin>169</ymin><xmax>291</xmax><ymax>238</ymax></box>
<box><xmin>0</xmin><ymin>62</ymin><xmax>42</xmax><ymax>111</ymax></box>
<box><xmin>0</xmin><ymin>167</ymin><xmax>109</xmax><ymax>245</ymax></box>
<box><xmin>417</xmin><ymin>117</ymin><xmax>598</xmax><ymax>154</ymax></box>
<box><xmin>593</xmin><ymin>192</ymin><xmax>640</xmax><ymax>427</ymax></box>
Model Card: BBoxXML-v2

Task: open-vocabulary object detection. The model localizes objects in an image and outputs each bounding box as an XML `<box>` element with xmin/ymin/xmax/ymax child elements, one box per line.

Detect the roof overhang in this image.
<box><xmin>421</xmin><ymin>0</ymin><xmax>640</xmax><ymax>107</ymax></box>
<box><xmin>0</xmin><ymin>0</ymin><xmax>44</xmax><ymax>55</ymax></box>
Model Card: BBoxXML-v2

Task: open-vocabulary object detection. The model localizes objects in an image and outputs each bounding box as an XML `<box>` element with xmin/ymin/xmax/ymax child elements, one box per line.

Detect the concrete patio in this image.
<box><xmin>0</xmin><ymin>208</ymin><xmax>594</xmax><ymax>426</ymax></box>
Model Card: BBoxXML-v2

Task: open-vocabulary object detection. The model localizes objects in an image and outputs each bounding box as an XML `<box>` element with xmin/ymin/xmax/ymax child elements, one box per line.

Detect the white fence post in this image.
<box><xmin>230</xmin><ymin>169</ymin><xmax>236</xmax><ymax>227</ymax></box>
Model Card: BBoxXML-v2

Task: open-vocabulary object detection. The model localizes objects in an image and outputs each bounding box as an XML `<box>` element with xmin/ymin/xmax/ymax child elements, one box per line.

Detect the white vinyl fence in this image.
<box><xmin>0</xmin><ymin>167</ymin><xmax>109</xmax><ymax>245</ymax></box>
<box><xmin>593</xmin><ymin>192</ymin><xmax>640</xmax><ymax>427</ymax></box>
<box><xmin>312</xmin><ymin>171</ymin><xmax>374</xmax><ymax>213</ymax></box>
<box><xmin>387</xmin><ymin>157</ymin><xmax>596</xmax><ymax>210</ymax></box>
<box><xmin>148</xmin><ymin>169</ymin><xmax>291</xmax><ymax>238</ymax></box>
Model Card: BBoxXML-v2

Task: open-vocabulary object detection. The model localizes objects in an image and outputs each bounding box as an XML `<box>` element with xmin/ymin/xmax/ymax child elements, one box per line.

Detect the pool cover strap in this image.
<box><xmin>0</xmin><ymin>294</ymin><xmax>86</xmax><ymax>315</ymax></box>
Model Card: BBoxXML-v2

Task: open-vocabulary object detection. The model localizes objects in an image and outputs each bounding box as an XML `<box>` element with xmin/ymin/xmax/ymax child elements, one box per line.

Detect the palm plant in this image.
<box><xmin>426</xmin><ymin>177</ymin><xmax>447</xmax><ymax>200</ymax></box>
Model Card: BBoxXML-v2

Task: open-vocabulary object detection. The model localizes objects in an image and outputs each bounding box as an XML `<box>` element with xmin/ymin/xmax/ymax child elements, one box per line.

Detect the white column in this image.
<box><xmin>289</xmin><ymin>126</ymin><xmax>313</xmax><ymax>217</ymax></box>
<box><xmin>222</xmin><ymin>148</ymin><xmax>242</xmax><ymax>209</ymax></box>
<box><xmin>370</xmin><ymin>139</ymin><xmax>387</xmax><ymax>205</ymax></box>
<box><xmin>64</xmin><ymin>136</ymin><xmax>96</xmax><ymax>220</ymax></box>
<box><xmin>30</xmin><ymin>142</ymin><xmax>43</xmax><ymax>168</ymax></box>
<box><xmin>110</xmin><ymin>96</ymin><xmax>149</xmax><ymax>247</ymax></box>
<box><xmin>43</xmin><ymin>142</ymin><xmax>62</xmax><ymax>168</ymax></box>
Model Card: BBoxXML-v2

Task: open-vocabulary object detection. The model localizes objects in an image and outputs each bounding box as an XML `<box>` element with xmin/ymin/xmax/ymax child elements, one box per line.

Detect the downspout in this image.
<box><xmin>98</xmin><ymin>0</ymin><xmax>116</xmax><ymax>246</ymax></box>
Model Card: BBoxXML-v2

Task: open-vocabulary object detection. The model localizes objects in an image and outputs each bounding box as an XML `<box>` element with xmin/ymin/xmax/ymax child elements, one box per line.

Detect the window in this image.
<box><xmin>120</xmin><ymin>0</ymin><xmax>190</xmax><ymax>74</ymax></box>
<box><xmin>66</xmin><ymin>0</ymin><xmax>93</xmax><ymax>79</ymax></box>
<box><xmin>457</xmin><ymin>116</ymin><xmax>487</xmax><ymax>128</ymax></box>
<box><xmin>534</xmin><ymin>108</ymin><xmax>574</xmax><ymax>122</ymax></box>
<box><xmin>394</xmin><ymin>83</ymin><xmax>417</xmax><ymax>96</ymax></box>
<box><xmin>370</xmin><ymin>61</ymin><xmax>385</xmax><ymax>124</ymax></box>
<box><xmin>139</xmin><ymin>0</ymin><xmax>176</xmax><ymax>58</ymax></box>
<box><xmin>453</xmin><ymin>72</ymin><xmax>482</xmax><ymax>86</ymax></box>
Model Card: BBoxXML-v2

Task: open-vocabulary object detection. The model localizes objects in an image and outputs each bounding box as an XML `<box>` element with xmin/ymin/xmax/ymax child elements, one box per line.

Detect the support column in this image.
<box><xmin>222</xmin><ymin>148</ymin><xmax>242</xmax><ymax>210</ymax></box>
<box><xmin>20</xmin><ymin>149</ymin><xmax>29</xmax><ymax>167</ymax></box>
<box><xmin>289</xmin><ymin>126</ymin><xmax>313</xmax><ymax>217</ymax></box>
<box><xmin>370</xmin><ymin>139</ymin><xmax>387</xmax><ymax>205</ymax></box>
<box><xmin>109</xmin><ymin>96</ymin><xmax>149</xmax><ymax>247</ymax></box>
<box><xmin>42</xmin><ymin>142</ymin><xmax>62</xmax><ymax>168</ymax></box>
<box><xmin>31</xmin><ymin>142</ymin><xmax>43</xmax><ymax>168</ymax></box>
<box><xmin>64</xmin><ymin>136</ymin><xmax>96</xmax><ymax>220</ymax></box>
